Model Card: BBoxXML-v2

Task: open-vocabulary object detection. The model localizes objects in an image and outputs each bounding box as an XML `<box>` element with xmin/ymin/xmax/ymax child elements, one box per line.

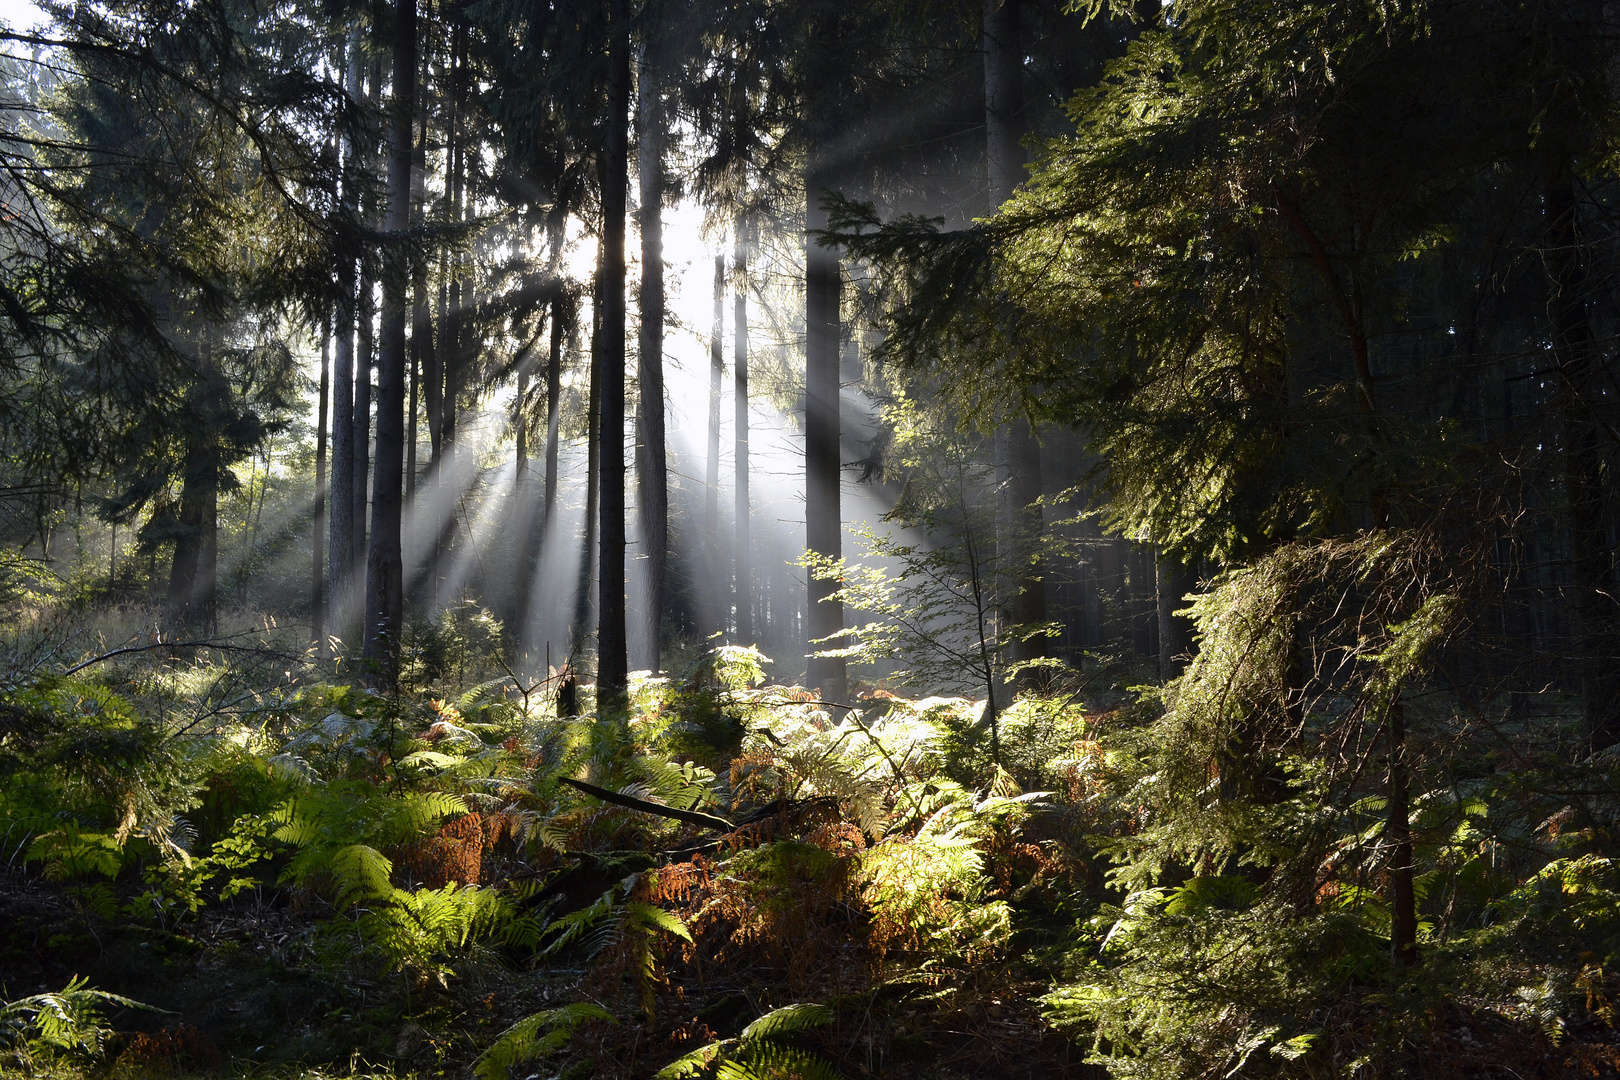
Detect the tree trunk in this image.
<box><xmin>168</xmin><ymin>438</ymin><xmax>211</xmax><ymax>629</ymax></box>
<box><xmin>707</xmin><ymin>252</ymin><xmax>724</xmax><ymax>636</ymax></box>
<box><xmin>573</xmin><ymin>260</ymin><xmax>603</xmax><ymax>670</ymax></box>
<box><xmin>515</xmin><ymin>363</ymin><xmax>528</xmax><ymax>483</ymax></box>
<box><xmin>354</xmin><ymin>257</ymin><xmax>374</xmax><ymax>572</ymax></box>
<box><xmin>596</xmin><ymin>0</ymin><xmax>631</xmax><ymax>708</ymax></box>
<box><xmin>544</xmin><ymin>287</ymin><xmax>562</xmax><ymax>532</ymax></box>
<box><xmin>1548</xmin><ymin>175</ymin><xmax>1620</xmax><ymax>749</ymax></box>
<box><xmin>330</xmin><ymin>40</ymin><xmax>362</xmax><ymax>624</ymax></box>
<box><xmin>363</xmin><ymin>0</ymin><xmax>416</xmax><ymax>685</ymax></box>
<box><xmin>637</xmin><ymin>46</ymin><xmax>668</xmax><ymax>673</ymax></box>
<box><xmin>734</xmin><ymin>222</ymin><xmax>752</xmax><ymax>645</ymax></box>
<box><xmin>408</xmin><ymin>24</ymin><xmax>430</xmax><ymax>497</ymax></box>
<box><xmin>314</xmin><ymin>316</ymin><xmax>329</xmax><ymax>651</ymax></box>
<box><xmin>1156</xmin><ymin>554</ymin><xmax>1196</xmax><ymax>680</ymax></box>
<box><xmin>804</xmin><ymin>170</ymin><xmax>846</xmax><ymax>702</ymax></box>
<box><xmin>985</xmin><ymin>0</ymin><xmax>1049</xmax><ymax>692</ymax></box>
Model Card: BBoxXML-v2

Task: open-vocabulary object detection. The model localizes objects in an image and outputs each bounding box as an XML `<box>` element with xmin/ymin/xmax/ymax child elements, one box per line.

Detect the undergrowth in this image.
<box><xmin>1</xmin><ymin>597</ymin><xmax>1619</xmax><ymax>1078</ymax></box>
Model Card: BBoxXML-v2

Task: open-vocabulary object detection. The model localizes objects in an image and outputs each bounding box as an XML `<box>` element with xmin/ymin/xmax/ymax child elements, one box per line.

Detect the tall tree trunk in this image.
<box><xmin>596</xmin><ymin>0</ymin><xmax>631</xmax><ymax>708</ymax></box>
<box><xmin>544</xmin><ymin>287</ymin><xmax>562</xmax><ymax>532</ymax></box>
<box><xmin>407</xmin><ymin>23</ymin><xmax>430</xmax><ymax>498</ymax></box>
<box><xmin>314</xmin><ymin>316</ymin><xmax>330</xmax><ymax>651</ymax></box>
<box><xmin>330</xmin><ymin>39</ymin><xmax>362</xmax><ymax>623</ymax></box>
<box><xmin>985</xmin><ymin>0</ymin><xmax>1048</xmax><ymax>691</ymax></box>
<box><xmin>363</xmin><ymin>0</ymin><xmax>416</xmax><ymax>685</ymax></box>
<box><xmin>168</xmin><ymin>440</ymin><xmax>208</xmax><ymax>627</ymax></box>
<box><xmin>804</xmin><ymin>170</ymin><xmax>846</xmax><ymax>702</ymax></box>
<box><xmin>573</xmin><ymin>260</ymin><xmax>603</xmax><ymax>669</ymax></box>
<box><xmin>707</xmin><ymin>252</ymin><xmax>723</xmax><ymax>637</ymax></box>
<box><xmin>637</xmin><ymin>46</ymin><xmax>668</xmax><ymax>673</ymax></box>
<box><xmin>1157</xmin><ymin>554</ymin><xmax>1195</xmax><ymax>679</ymax></box>
<box><xmin>1548</xmin><ymin>174</ymin><xmax>1620</xmax><ymax>749</ymax></box>
<box><xmin>734</xmin><ymin>222</ymin><xmax>752</xmax><ymax>645</ymax></box>
<box><xmin>515</xmin><ymin>364</ymin><xmax>528</xmax><ymax>483</ymax></box>
<box><xmin>354</xmin><ymin>259</ymin><xmax>374</xmax><ymax>571</ymax></box>
<box><xmin>408</xmin><ymin>310</ymin><xmax>419</xmax><ymax>492</ymax></box>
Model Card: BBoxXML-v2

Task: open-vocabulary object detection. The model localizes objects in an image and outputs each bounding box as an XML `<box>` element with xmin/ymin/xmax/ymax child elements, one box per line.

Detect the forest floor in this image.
<box><xmin>2</xmin><ymin>605</ymin><xmax>1618</xmax><ymax>1079</ymax></box>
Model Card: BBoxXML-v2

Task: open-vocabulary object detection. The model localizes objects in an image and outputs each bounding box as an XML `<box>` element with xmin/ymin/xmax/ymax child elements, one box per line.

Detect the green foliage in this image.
<box><xmin>356</xmin><ymin>882</ymin><xmax>518</xmax><ymax>981</ymax></box>
<box><xmin>803</xmin><ymin>395</ymin><xmax>1061</xmax><ymax>723</ymax></box>
<box><xmin>656</xmin><ymin>1003</ymin><xmax>839</xmax><ymax>1080</ymax></box>
<box><xmin>472</xmin><ymin>1002</ymin><xmax>616</xmax><ymax>1080</ymax></box>
<box><xmin>0</xmin><ymin>977</ymin><xmax>155</xmax><ymax>1063</ymax></box>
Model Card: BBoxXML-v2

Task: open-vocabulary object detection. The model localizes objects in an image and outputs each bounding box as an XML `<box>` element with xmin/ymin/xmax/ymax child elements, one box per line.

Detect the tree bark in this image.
<box><xmin>354</xmin><ymin>253</ymin><xmax>374</xmax><ymax>572</ymax></box>
<box><xmin>1156</xmin><ymin>553</ymin><xmax>1196</xmax><ymax>679</ymax></box>
<box><xmin>985</xmin><ymin>0</ymin><xmax>1049</xmax><ymax>691</ymax></box>
<box><xmin>637</xmin><ymin>46</ymin><xmax>668</xmax><ymax>673</ymax></box>
<box><xmin>330</xmin><ymin>40</ymin><xmax>362</xmax><ymax>623</ymax></box>
<box><xmin>544</xmin><ymin>287</ymin><xmax>562</xmax><ymax>532</ymax></box>
<box><xmin>707</xmin><ymin>252</ymin><xmax>724</xmax><ymax>636</ymax></box>
<box><xmin>734</xmin><ymin>222</ymin><xmax>752</xmax><ymax>645</ymax></box>
<box><xmin>573</xmin><ymin>260</ymin><xmax>603</xmax><ymax>672</ymax></box>
<box><xmin>598</xmin><ymin>4</ymin><xmax>632</xmax><ymax>708</ymax></box>
<box><xmin>363</xmin><ymin>0</ymin><xmax>416</xmax><ymax>685</ymax></box>
<box><xmin>168</xmin><ymin>436</ymin><xmax>213</xmax><ymax>630</ymax></box>
<box><xmin>314</xmin><ymin>316</ymin><xmax>329</xmax><ymax>651</ymax></box>
<box><xmin>804</xmin><ymin>171</ymin><xmax>846</xmax><ymax>702</ymax></box>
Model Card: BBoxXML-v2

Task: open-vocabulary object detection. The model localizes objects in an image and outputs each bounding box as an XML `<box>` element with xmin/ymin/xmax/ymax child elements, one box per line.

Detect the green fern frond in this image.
<box><xmin>1</xmin><ymin>976</ymin><xmax>159</xmax><ymax>1058</ymax></box>
<box><xmin>625</xmin><ymin>901</ymin><xmax>694</xmax><ymax>943</ymax></box>
<box><xmin>657</xmin><ymin>1041</ymin><xmax>725</xmax><ymax>1079</ymax></box>
<box><xmin>472</xmin><ymin>1001</ymin><xmax>614</xmax><ymax>1080</ymax></box>
<box><xmin>738</xmin><ymin>1003</ymin><xmax>833</xmax><ymax>1042</ymax></box>
<box><xmin>325</xmin><ymin>843</ymin><xmax>395</xmax><ymax>906</ymax></box>
<box><xmin>541</xmin><ymin>888</ymin><xmax>617</xmax><ymax>955</ymax></box>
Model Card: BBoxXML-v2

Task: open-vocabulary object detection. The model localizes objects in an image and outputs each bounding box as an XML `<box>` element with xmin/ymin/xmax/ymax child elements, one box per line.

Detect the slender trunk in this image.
<box><xmin>983</xmin><ymin>0</ymin><xmax>1023</xmax><ymax>206</ymax></box>
<box><xmin>407</xmin><ymin>311</ymin><xmax>419</xmax><ymax>492</ymax></box>
<box><xmin>1548</xmin><ymin>175</ymin><xmax>1620</xmax><ymax>748</ymax></box>
<box><xmin>573</xmin><ymin>261</ymin><xmax>603</xmax><ymax>667</ymax></box>
<box><xmin>353</xmin><ymin>57</ymin><xmax>380</xmax><ymax>574</ymax></box>
<box><xmin>734</xmin><ymin>224</ymin><xmax>752</xmax><ymax>645</ymax></box>
<box><xmin>1387</xmin><ymin>693</ymin><xmax>1418</xmax><ymax>966</ymax></box>
<box><xmin>354</xmin><ymin>261</ymin><xmax>374</xmax><ymax>571</ymax></box>
<box><xmin>804</xmin><ymin>171</ymin><xmax>846</xmax><ymax>702</ymax></box>
<box><xmin>596</xmin><ymin>0</ymin><xmax>631</xmax><ymax>708</ymax></box>
<box><xmin>424</xmin><ymin>258</ymin><xmax>443</xmax><ymax>462</ymax></box>
<box><xmin>407</xmin><ymin>16</ymin><xmax>430</xmax><ymax>497</ymax></box>
<box><xmin>985</xmin><ymin>0</ymin><xmax>1048</xmax><ymax>691</ymax></box>
<box><xmin>637</xmin><ymin>47</ymin><xmax>667</xmax><ymax>673</ymax></box>
<box><xmin>515</xmin><ymin>364</ymin><xmax>528</xmax><ymax>483</ymax></box>
<box><xmin>707</xmin><ymin>252</ymin><xmax>724</xmax><ymax>636</ymax></box>
<box><xmin>1156</xmin><ymin>554</ymin><xmax>1196</xmax><ymax>680</ymax></box>
<box><xmin>314</xmin><ymin>316</ymin><xmax>330</xmax><ymax>650</ymax></box>
<box><xmin>330</xmin><ymin>41</ymin><xmax>362</xmax><ymax>624</ymax></box>
<box><xmin>544</xmin><ymin>288</ymin><xmax>562</xmax><ymax>531</ymax></box>
<box><xmin>363</xmin><ymin>0</ymin><xmax>416</xmax><ymax>685</ymax></box>
<box><xmin>168</xmin><ymin>440</ymin><xmax>207</xmax><ymax>627</ymax></box>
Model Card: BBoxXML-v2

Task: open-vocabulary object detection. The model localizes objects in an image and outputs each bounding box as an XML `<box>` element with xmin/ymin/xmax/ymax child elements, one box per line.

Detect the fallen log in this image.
<box><xmin>559</xmin><ymin>776</ymin><xmax>737</xmax><ymax>832</ymax></box>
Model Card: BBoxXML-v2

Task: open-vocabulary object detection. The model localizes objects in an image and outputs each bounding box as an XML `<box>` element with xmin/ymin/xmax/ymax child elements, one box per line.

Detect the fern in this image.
<box><xmin>0</xmin><ymin>976</ymin><xmax>157</xmax><ymax>1060</ymax></box>
<box><xmin>657</xmin><ymin>1002</ymin><xmax>838</xmax><ymax>1080</ymax></box>
<box><xmin>356</xmin><ymin>882</ymin><xmax>516</xmax><ymax>979</ymax></box>
<box><xmin>471</xmin><ymin>1001</ymin><xmax>614</xmax><ymax>1080</ymax></box>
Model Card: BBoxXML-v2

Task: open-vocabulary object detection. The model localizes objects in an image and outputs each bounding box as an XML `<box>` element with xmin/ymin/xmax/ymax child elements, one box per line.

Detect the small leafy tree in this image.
<box><xmin>805</xmin><ymin>397</ymin><xmax>1058</xmax><ymax>758</ymax></box>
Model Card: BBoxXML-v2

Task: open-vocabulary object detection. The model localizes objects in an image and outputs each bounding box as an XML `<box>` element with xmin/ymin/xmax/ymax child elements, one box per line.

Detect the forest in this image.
<box><xmin>1</xmin><ymin>0</ymin><xmax>1619</xmax><ymax>1076</ymax></box>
